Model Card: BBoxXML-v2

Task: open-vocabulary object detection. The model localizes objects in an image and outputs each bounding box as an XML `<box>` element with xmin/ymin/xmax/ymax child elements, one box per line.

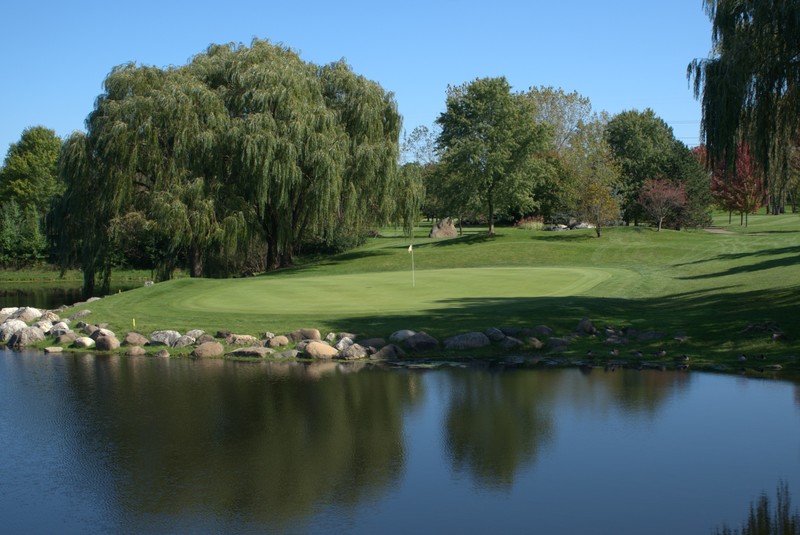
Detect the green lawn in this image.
<box><xmin>54</xmin><ymin>213</ymin><xmax>800</xmax><ymax>371</ymax></box>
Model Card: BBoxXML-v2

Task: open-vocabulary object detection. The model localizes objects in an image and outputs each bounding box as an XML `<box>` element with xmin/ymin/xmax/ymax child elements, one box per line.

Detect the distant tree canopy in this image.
<box><xmin>58</xmin><ymin>39</ymin><xmax>403</xmax><ymax>294</ymax></box>
<box><xmin>689</xmin><ymin>0</ymin><xmax>800</xmax><ymax>212</ymax></box>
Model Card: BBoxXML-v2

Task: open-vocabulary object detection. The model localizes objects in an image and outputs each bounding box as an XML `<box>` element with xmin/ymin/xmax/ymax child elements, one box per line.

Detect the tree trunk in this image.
<box><xmin>657</xmin><ymin>217</ymin><xmax>663</xmax><ymax>231</ymax></box>
<box><xmin>729</xmin><ymin>210</ymin><xmax>732</xmax><ymax>224</ymax></box>
<box><xmin>189</xmin><ymin>243</ymin><xmax>203</xmax><ymax>278</ymax></box>
<box><xmin>487</xmin><ymin>197</ymin><xmax>495</xmax><ymax>235</ymax></box>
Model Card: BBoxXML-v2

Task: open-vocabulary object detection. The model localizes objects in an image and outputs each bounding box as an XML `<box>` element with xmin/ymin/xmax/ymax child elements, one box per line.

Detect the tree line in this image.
<box><xmin>2</xmin><ymin>30</ymin><xmax>798</xmax><ymax>293</ymax></box>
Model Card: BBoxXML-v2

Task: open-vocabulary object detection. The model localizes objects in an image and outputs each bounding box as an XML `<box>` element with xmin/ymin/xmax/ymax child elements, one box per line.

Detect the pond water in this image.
<box><xmin>0</xmin><ymin>351</ymin><xmax>798</xmax><ymax>534</ymax></box>
<box><xmin>0</xmin><ymin>283</ymin><xmax>140</xmax><ymax>310</ymax></box>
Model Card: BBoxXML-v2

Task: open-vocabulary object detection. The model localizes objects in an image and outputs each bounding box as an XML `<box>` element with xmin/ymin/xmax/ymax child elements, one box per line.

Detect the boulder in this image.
<box><xmin>267</xmin><ymin>335</ymin><xmax>290</xmax><ymax>348</ymax></box>
<box><xmin>275</xmin><ymin>349</ymin><xmax>300</xmax><ymax>359</ymax></box>
<box><xmin>90</xmin><ymin>328</ymin><xmax>115</xmax><ymax>341</ymax></box>
<box><xmin>81</xmin><ymin>324</ymin><xmax>99</xmax><ymax>336</ymax></box>
<box><xmin>262</xmin><ymin>331</ymin><xmax>276</xmax><ymax>341</ymax></box>
<box><xmin>150</xmin><ymin>330</ymin><xmax>181</xmax><ymax>347</ymax></box>
<box><xmin>34</xmin><ymin>320</ymin><xmax>54</xmax><ymax>334</ymax></box>
<box><xmin>173</xmin><ymin>335</ymin><xmax>196</xmax><ymax>348</ymax></box>
<box><xmin>288</xmin><ymin>328</ymin><xmax>321</xmax><ymax>342</ymax></box>
<box><xmin>485</xmin><ymin>327</ymin><xmax>506</xmax><ymax>342</ymax></box>
<box><xmin>8</xmin><ymin>326</ymin><xmax>46</xmax><ymax>347</ymax></box>
<box><xmin>429</xmin><ymin>217</ymin><xmax>457</xmax><ymax>238</ymax></box>
<box><xmin>403</xmin><ymin>332</ymin><xmax>439</xmax><ymax>352</ymax></box>
<box><xmin>0</xmin><ymin>307</ymin><xmax>19</xmax><ymax>317</ymax></box>
<box><xmin>528</xmin><ymin>337</ymin><xmax>545</xmax><ymax>350</ymax></box>
<box><xmin>0</xmin><ymin>319</ymin><xmax>28</xmax><ymax>342</ymax></box>
<box><xmin>215</xmin><ymin>330</ymin><xmax>232</xmax><ymax>339</ymax></box>
<box><xmin>444</xmin><ymin>332</ymin><xmax>491</xmax><ymax>350</ymax></box>
<box><xmin>186</xmin><ymin>329</ymin><xmax>205</xmax><ymax>339</ymax></box>
<box><xmin>227</xmin><ymin>346</ymin><xmax>274</xmax><ymax>358</ymax></box>
<box><xmin>72</xmin><ymin>337</ymin><xmax>95</xmax><ymax>349</ymax></box>
<box><xmin>370</xmin><ymin>344</ymin><xmax>405</xmax><ymax>360</ymax></box>
<box><xmin>325</xmin><ymin>332</ymin><xmax>337</xmax><ymax>343</ymax></box>
<box><xmin>575</xmin><ymin>317</ymin><xmax>598</xmax><ymax>335</ymax></box>
<box><xmin>196</xmin><ymin>334</ymin><xmax>216</xmax><ymax>345</ymax></box>
<box><xmin>304</xmin><ymin>341</ymin><xmax>339</xmax><ymax>359</ymax></box>
<box><xmin>334</xmin><ymin>337</ymin><xmax>355</xmax><ymax>352</ymax></box>
<box><xmin>389</xmin><ymin>330</ymin><xmax>416</xmax><ymax>343</ymax></box>
<box><xmin>126</xmin><ymin>346</ymin><xmax>146</xmax><ymax>357</ymax></box>
<box><xmin>532</xmin><ymin>325</ymin><xmax>554</xmax><ymax>337</ymax></box>
<box><xmin>191</xmin><ymin>341</ymin><xmax>225</xmax><ymax>358</ymax></box>
<box><xmin>340</xmin><ymin>344</ymin><xmax>369</xmax><ymax>360</ymax></box>
<box><xmin>13</xmin><ymin>307</ymin><xmax>42</xmax><ymax>323</ymax></box>
<box><xmin>155</xmin><ymin>349</ymin><xmax>170</xmax><ymax>358</ymax></box>
<box><xmin>548</xmin><ymin>337</ymin><xmax>570</xmax><ymax>351</ymax></box>
<box><xmin>55</xmin><ymin>332</ymin><xmax>79</xmax><ymax>345</ymax></box>
<box><xmin>358</xmin><ymin>337</ymin><xmax>386</xmax><ymax>350</ymax></box>
<box><xmin>44</xmin><ymin>346</ymin><xmax>63</xmax><ymax>354</ymax></box>
<box><xmin>500</xmin><ymin>336</ymin><xmax>523</xmax><ymax>350</ymax></box>
<box><xmin>50</xmin><ymin>322</ymin><xmax>71</xmax><ymax>337</ymax></box>
<box><xmin>40</xmin><ymin>311</ymin><xmax>61</xmax><ymax>322</ymax></box>
<box><xmin>123</xmin><ymin>332</ymin><xmax>150</xmax><ymax>346</ymax></box>
<box><xmin>95</xmin><ymin>335</ymin><xmax>121</xmax><ymax>351</ymax></box>
<box><xmin>86</xmin><ymin>297</ymin><xmax>102</xmax><ymax>303</ymax></box>
<box><xmin>68</xmin><ymin>309</ymin><xmax>92</xmax><ymax>321</ymax></box>
<box><xmin>227</xmin><ymin>334</ymin><xmax>260</xmax><ymax>346</ymax></box>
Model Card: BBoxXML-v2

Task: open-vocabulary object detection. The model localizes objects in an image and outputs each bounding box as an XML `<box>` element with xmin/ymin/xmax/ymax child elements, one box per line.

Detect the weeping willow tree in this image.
<box><xmin>688</xmin><ymin>0</ymin><xmax>800</xmax><ymax>213</ymax></box>
<box><xmin>58</xmin><ymin>38</ymin><xmax>403</xmax><ymax>292</ymax></box>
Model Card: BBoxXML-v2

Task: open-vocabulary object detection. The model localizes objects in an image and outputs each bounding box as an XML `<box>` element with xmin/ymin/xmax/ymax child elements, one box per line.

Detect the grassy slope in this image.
<box><xmin>61</xmin><ymin>213</ymin><xmax>800</xmax><ymax>371</ymax></box>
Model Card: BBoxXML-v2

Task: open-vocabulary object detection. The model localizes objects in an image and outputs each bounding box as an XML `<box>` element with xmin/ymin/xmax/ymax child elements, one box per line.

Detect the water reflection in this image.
<box><xmin>61</xmin><ymin>358</ymin><xmax>422</xmax><ymax>529</ymax></box>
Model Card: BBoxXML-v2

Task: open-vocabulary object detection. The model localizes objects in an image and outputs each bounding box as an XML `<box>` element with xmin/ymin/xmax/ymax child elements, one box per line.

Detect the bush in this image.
<box><xmin>513</xmin><ymin>216</ymin><xmax>545</xmax><ymax>231</ymax></box>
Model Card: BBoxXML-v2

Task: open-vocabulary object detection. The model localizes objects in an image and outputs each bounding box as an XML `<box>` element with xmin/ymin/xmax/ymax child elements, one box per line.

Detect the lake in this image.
<box><xmin>0</xmin><ymin>351</ymin><xmax>798</xmax><ymax>534</ymax></box>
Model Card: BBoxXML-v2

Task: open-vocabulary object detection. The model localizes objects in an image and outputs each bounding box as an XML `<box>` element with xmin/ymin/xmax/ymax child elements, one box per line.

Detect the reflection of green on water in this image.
<box><xmin>714</xmin><ymin>482</ymin><xmax>800</xmax><ymax>535</ymax></box>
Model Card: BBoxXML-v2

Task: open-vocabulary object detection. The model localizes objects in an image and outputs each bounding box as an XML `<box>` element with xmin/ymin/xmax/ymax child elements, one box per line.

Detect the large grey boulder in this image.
<box><xmin>72</xmin><ymin>337</ymin><xmax>95</xmax><ymax>349</ymax></box>
<box><xmin>548</xmin><ymin>337</ymin><xmax>570</xmax><ymax>352</ymax></box>
<box><xmin>192</xmin><ymin>341</ymin><xmax>225</xmax><ymax>358</ymax></box>
<box><xmin>0</xmin><ymin>319</ymin><xmax>28</xmax><ymax>342</ymax></box>
<box><xmin>8</xmin><ymin>326</ymin><xmax>46</xmax><ymax>347</ymax></box>
<box><xmin>173</xmin><ymin>335</ymin><xmax>196</xmax><ymax>348</ymax></box>
<box><xmin>186</xmin><ymin>329</ymin><xmax>205</xmax><ymax>339</ymax></box>
<box><xmin>532</xmin><ymin>325</ymin><xmax>554</xmax><ymax>337</ymax></box>
<box><xmin>55</xmin><ymin>332</ymin><xmax>78</xmax><ymax>345</ymax></box>
<box><xmin>358</xmin><ymin>337</ymin><xmax>386</xmax><ymax>350</ymax></box>
<box><xmin>575</xmin><ymin>317</ymin><xmax>598</xmax><ymax>336</ymax></box>
<box><xmin>227</xmin><ymin>346</ymin><xmax>274</xmax><ymax>358</ymax></box>
<box><xmin>123</xmin><ymin>332</ymin><xmax>149</xmax><ymax>346</ymax></box>
<box><xmin>389</xmin><ymin>330</ymin><xmax>416</xmax><ymax>343</ymax></box>
<box><xmin>126</xmin><ymin>346</ymin><xmax>146</xmax><ymax>357</ymax></box>
<box><xmin>34</xmin><ymin>320</ymin><xmax>54</xmax><ymax>334</ymax></box>
<box><xmin>95</xmin><ymin>335</ymin><xmax>121</xmax><ymax>351</ymax></box>
<box><xmin>288</xmin><ymin>328</ymin><xmax>321</xmax><ymax>342</ymax></box>
<box><xmin>429</xmin><ymin>217</ymin><xmax>457</xmax><ymax>238</ymax></box>
<box><xmin>40</xmin><ymin>310</ymin><xmax>61</xmax><ymax>322</ymax></box>
<box><xmin>267</xmin><ymin>335</ymin><xmax>290</xmax><ymax>348</ymax></box>
<box><xmin>370</xmin><ymin>344</ymin><xmax>406</xmax><ymax>360</ymax></box>
<box><xmin>68</xmin><ymin>309</ymin><xmax>92</xmax><ymax>321</ymax></box>
<box><xmin>304</xmin><ymin>341</ymin><xmax>339</xmax><ymax>359</ymax></box>
<box><xmin>334</xmin><ymin>337</ymin><xmax>355</xmax><ymax>352</ymax></box>
<box><xmin>444</xmin><ymin>332</ymin><xmax>491</xmax><ymax>350</ymax></box>
<box><xmin>90</xmin><ymin>328</ymin><xmax>116</xmax><ymax>341</ymax></box>
<box><xmin>150</xmin><ymin>330</ymin><xmax>181</xmax><ymax>347</ymax></box>
<box><xmin>13</xmin><ymin>307</ymin><xmax>42</xmax><ymax>324</ymax></box>
<box><xmin>50</xmin><ymin>322</ymin><xmax>71</xmax><ymax>337</ymax></box>
<box><xmin>340</xmin><ymin>344</ymin><xmax>369</xmax><ymax>360</ymax></box>
<box><xmin>484</xmin><ymin>327</ymin><xmax>506</xmax><ymax>342</ymax></box>
<box><xmin>227</xmin><ymin>334</ymin><xmax>260</xmax><ymax>346</ymax></box>
<box><xmin>404</xmin><ymin>332</ymin><xmax>439</xmax><ymax>352</ymax></box>
<box><xmin>500</xmin><ymin>336</ymin><xmax>523</xmax><ymax>350</ymax></box>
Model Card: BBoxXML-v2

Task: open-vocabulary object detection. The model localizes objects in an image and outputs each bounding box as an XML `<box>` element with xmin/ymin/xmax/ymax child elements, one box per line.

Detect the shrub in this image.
<box><xmin>513</xmin><ymin>216</ymin><xmax>545</xmax><ymax>231</ymax></box>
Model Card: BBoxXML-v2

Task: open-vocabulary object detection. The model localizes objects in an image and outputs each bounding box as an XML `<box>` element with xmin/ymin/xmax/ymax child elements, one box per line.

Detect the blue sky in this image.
<box><xmin>0</xmin><ymin>1</ymin><xmax>712</xmax><ymax>159</ymax></box>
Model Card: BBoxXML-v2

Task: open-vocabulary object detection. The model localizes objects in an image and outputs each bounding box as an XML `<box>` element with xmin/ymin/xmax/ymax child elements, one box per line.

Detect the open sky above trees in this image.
<box><xmin>0</xmin><ymin>0</ymin><xmax>712</xmax><ymax>157</ymax></box>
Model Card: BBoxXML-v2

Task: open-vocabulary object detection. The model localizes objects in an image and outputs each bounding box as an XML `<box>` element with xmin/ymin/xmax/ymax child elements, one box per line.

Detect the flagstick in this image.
<box><xmin>408</xmin><ymin>243</ymin><xmax>415</xmax><ymax>288</ymax></box>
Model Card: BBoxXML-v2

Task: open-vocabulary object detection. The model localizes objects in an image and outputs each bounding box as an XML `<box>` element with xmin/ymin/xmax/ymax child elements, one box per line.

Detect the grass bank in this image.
<box><xmin>51</xmin><ymin>213</ymin><xmax>800</xmax><ymax>375</ymax></box>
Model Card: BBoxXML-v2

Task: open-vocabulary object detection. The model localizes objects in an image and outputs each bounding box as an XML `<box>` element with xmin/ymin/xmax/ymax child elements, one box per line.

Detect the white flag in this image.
<box><xmin>408</xmin><ymin>244</ymin><xmax>413</xmax><ymax>253</ymax></box>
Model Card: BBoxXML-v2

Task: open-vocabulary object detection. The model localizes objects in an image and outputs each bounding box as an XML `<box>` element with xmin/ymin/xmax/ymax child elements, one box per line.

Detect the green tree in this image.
<box><xmin>526</xmin><ymin>86</ymin><xmax>592</xmax><ymax>153</ymax></box>
<box><xmin>689</xmin><ymin>0</ymin><xmax>800</xmax><ymax>212</ymax></box>
<box><xmin>435</xmin><ymin>77</ymin><xmax>551</xmax><ymax>234</ymax></box>
<box><xmin>0</xmin><ymin>126</ymin><xmax>62</xmax><ymax>212</ymax></box>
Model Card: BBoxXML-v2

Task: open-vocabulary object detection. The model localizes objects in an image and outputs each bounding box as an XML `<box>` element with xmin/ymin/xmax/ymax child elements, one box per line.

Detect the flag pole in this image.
<box><xmin>408</xmin><ymin>243</ymin><xmax>415</xmax><ymax>288</ymax></box>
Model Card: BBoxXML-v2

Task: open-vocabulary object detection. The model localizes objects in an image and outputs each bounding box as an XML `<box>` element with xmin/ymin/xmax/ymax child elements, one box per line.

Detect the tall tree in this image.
<box><xmin>689</xmin><ymin>0</ymin><xmax>800</xmax><ymax>212</ymax></box>
<box><xmin>526</xmin><ymin>86</ymin><xmax>592</xmax><ymax>153</ymax></box>
<box><xmin>436</xmin><ymin>77</ymin><xmax>551</xmax><ymax>234</ymax></box>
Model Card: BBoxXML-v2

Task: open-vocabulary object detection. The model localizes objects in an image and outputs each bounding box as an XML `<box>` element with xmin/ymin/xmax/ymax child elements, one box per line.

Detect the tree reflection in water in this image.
<box><xmin>714</xmin><ymin>482</ymin><xmax>799</xmax><ymax>535</ymax></box>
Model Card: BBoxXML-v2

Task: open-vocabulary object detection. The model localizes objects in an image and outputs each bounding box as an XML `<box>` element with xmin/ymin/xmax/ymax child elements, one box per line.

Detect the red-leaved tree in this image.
<box><xmin>694</xmin><ymin>143</ymin><xmax>764</xmax><ymax>226</ymax></box>
<box><xmin>639</xmin><ymin>179</ymin><xmax>687</xmax><ymax>231</ymax></box>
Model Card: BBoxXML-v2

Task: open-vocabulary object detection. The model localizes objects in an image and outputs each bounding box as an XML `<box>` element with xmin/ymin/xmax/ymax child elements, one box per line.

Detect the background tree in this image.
<box><xmin>526</xmin><ymin>86</ymin><xmax>591</xmax><ymax>153</ymax></box>
<box><xmin>0</xmin><ymin>126</ymin><xmax>62</xmax><ymax>267</ymax></box>
<box><xmin>435</xmin><ymin>77</ymin><xmax>551</xmax><ymax>234</ymax></box>
<box><xmin>639</xmin><ymin>179</ymin><xmax>687</xmax><ymax>231</ymax></box>
<box><xmin>706</xmin><ymin>143</ymin><xmax>765</xmax><ymax>226</ymax></box>
<box><xmin>689</xmin><ymin>0</ymin><xmax>800</xmax><ymax>213</ymax></box>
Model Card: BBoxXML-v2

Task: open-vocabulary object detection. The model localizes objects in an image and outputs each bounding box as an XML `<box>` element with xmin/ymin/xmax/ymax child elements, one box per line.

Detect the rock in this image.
<box><xmin>0</xmin><ymin>307</ymin><xmax>19</xmax><ymax>317</ymax></box>
<box><xmin>484</xmin><ymin>327</ymin><xmax>506</xmax><ymax>342</ymax></box>
<box><xmin>215</xmin><ymin>330</ymin><xmax>232</xmax><ymax>339</ymax></box>
<box><xmin>55</xmin><ymin>332</ymin><xmax>78</xmax><ymax>345</ymax></box>
<box><xmin>126</xmin><ymin>346</ymin><xmax>146</xmax><ymax>356</ymax></box>
<box><xmin>267</xmin><ymin>335</ymin><xmax>290</xmax><ymax>348</ymax></box>
<box><xmin>227</xmin><ymin>334</ymin><xmax>260</xmax><ymax>346</ymax></box>
<box><xmin>288</xmin><ymin>328</ymin><xmax>321</xmax><ymax>342</ymax></box>
<box><xmin>227</xmin><ymin>346</ymin><xmax>274</xmax><ymax>358</ymax></box>
<box><xmin>86</xmin><ymin>297</ymin><xmax>102</xmax><ymax>303</ymax></box>
<box><xmin>275</xmin><ymin>349</ymin><xmax>300</xmax><ymax>359</ymax></box>
<box><xmin>528</xmin><ymin>337</ymin><xmax>544</xmax><ymax>349</ymax></box>
<box><xmin>548</xmin><ymin>337</ymin><xmax>570</xmax><ymax>351</ymax></box>
<box><xmin>0</xmin><ymin>319</ymin><xmax>28</xmax><ymax>342</ymax></box>
<box><xmin>95</xmin><ymin>335</ymin><xmax>121</xmax><ymax>351</ymax></box>
<box><xmin>155</xmin><ymin>349</ymin><xmax>170</xmax><ymax>358</ymax></box>
<box><xmin>637</xmin><ymin>331</ymin><xmax>666</xmax><ymax>342</ymax></box>
<box><xmin>262</xmin><ymin>331</ymin><xmax>275</xmax><ymax>341</ymax></box>
<box><xmin>370</xmin><ymin>344</ymin><xmax>405</xmax><ymax>360</ymax></box>
<box><xmin>191</xmin><ymin>341</ymin><xmax>225</xmax><ymax>358</ymax></box>
<box><xmin>196</xmin><ymin>334</ymin><xmax>216</xmax><ymax>344</ymax></box>
<box><xmin>325</xmin><ymin>332</ymin><xmax>337</xmax><ymax>342</ymax></box>
<box><xmin>150</xmin><ymin>330</ymin><xmax>181</xmax><ymax>347</ymax></box>
<box><xmin>304</xmin><ymin>341</ymin><xmax>339</xmax><ymax>359</ymax></box>
<box><xmin>81</xmin><ymin>324</ymin><xmax>99</xmax><ymax>336</ymax></box>
<box><xmin>334</xmin><ymin>337</ymin><xmax>355</xmax><ymax>351</ymax></box>
<box><xmin>90</xmin><ymin>328</ymin><xmax>115</xmax><ymax>341</ymax></box>
<box><xmin>144</xmin><ymin>280</ymin><xmax>154</xmax><ymax>287</ymax></box>
<box><xmin>72</xmin><ymin>337</ymin><xmax>95</xmax><ymax>349</ymax></box>
<box><xmin>605</xmin><ymin>335</ymin><xmax>628</xmax><ymax>345</ymax></box>
<box><xmin>13</xmin><ymin>307</ymin><xmax>43</xmax><ymax>323</ymax></box>
<box><xmin>358</xmin><ymin>337</ymin><xmax>386</xmax><ymax>350</ymax></box>
<box><xmin>40</xmin><ymin>311</ymin><xmax>61</xmax><ymax>322</ymax></box>
<box><xmin>389</xmin><ymin>330</ymin><xmax>416</xmax><ymax>343</ymax></box>
<box><xmin>50</xmin><ymin>322</ymin><xmax>71</xmax><ymax>337</ymax></box>
<box><xmin>74</xmin><ymin>321</ymin><xmax>88</xmax><ymax>329</ymax></box>
<box><xmin>444</xmin><ymin>332</ymin><xmax>491</xmax><ymax>350</ymax></box>
<box><xmin>186</xmin><ymin>329</ymin><xmax>205</xmax><ymax>339</ymax></box>
<box><xmin>34</xmin><ymin>320</ymin><xmax>54</xmax><ymax>334</ymax></box>
<box><xmin>532</xmin><ymin>325</ymin><xmax>554</xmax><ymax>337</ymax></box>
<box><xmin>295</xmin><ymin>340</ymin><xmax>311</xmax><ymax>353</ymax></box>
<box><xmin>575</xmin><ymin>317</ymin><xmax>597</xmax><ymax>335</ymax></box>
<box><xmin>429</xmin><ymin>217</ymin><xmax>457</xmax><ymax>238</ymax></box>
<box><xmin>173</xmin><ymin>335</ymin><xmax>196</xmax><ymax>348</ymax></box>
<box><xmin>500</xmin><ymin>336</ymin><xmax>523</xmax><ymax>350</ymax></box>
<box><xmin>123</xmin><ymin>332</ymin><xmax>150</xmax><ymax>346</ymax></box>
<box><xmin>404</xmin><ymin>332</ymin><xmax>439</xmax><ymax>352</ymax></box>
<box><xmin>44</xmin><ymin>346</ymin><xmax>63</xmax><ymax>354</ymax></box>
<box><xmin>68</xmin><ymin>309</ymin><xmax>92</xmax><ymax>321</ymax></box>
<box><xmin>8</xmin><ymin>326</ymin><xmax>46</xmax><ymax>347</ymax></box>
<box><xmin>340</xmin><ymin>344</ymin><xmax>368</xmax><ymax>360</ymax></box>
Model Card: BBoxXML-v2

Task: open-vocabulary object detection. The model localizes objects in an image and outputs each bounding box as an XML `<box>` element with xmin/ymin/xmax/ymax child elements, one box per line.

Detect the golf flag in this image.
<box><xmin>408</xmin><ymin>244</ymin><xmax>413</xmax><ymax>253</ymax></box>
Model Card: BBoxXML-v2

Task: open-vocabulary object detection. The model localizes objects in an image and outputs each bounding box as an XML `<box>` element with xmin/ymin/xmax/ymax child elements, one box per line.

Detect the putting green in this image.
<box><xmin>176</xmin><ymin>266</ymin><xmax>615</xmax><ymax>316</ymax></box>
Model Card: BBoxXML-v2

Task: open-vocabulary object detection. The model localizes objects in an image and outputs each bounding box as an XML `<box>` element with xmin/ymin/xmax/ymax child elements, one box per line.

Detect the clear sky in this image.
<box><xmin>0</xmin><ymin>0</ymin><xmax>712</xmax><ymax>160</ymax></box>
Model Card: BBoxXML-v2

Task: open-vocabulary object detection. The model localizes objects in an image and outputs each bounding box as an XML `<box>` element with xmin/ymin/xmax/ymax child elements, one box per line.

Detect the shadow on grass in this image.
<box><xmin>675</xmin><ymin>245</ymin><xmax>800</xmax><ymax>279</ymax></box>
<box><xmin>255</xmin><ymin>250</ymin><xmax>394</xmax><ymax>277</ymax></box>
<box><xmin>527</xmin><ymin>232</ymin><xmax>598</xmax><ymax>242</ymax></box>
<box><xmin>428</xmin><ymin>233</ymin><xmax>500</xmax><ymax>247</ymax></box>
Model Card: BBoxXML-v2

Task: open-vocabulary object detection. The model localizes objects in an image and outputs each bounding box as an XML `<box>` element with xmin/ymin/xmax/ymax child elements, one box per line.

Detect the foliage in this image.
<box><xmin>701</xmin><ymin>143</ymin><xmax>765</xmax><ymax>225</ymax></box>
<box><xmin>435</xmin><ymin>77</ymin><xmax>551</xmax><ymax>234</ymax></box>
<box><xmin>0</xmin><ymin>200</ymin><xmax>47</xmax><ymax>267</ymax></box>
<box><xmin>513</xmin><ymin>215</ymin><xmax>544</xmax><ymax>231</ymax></box>
<box><xmin>56</xmin><ymin>39</ymin><xmax>403</xmax><ymax>294</ymax></box>
<box><xmin>689</xmin><ymin>0</ymin><xmax>800</xmax><ymax>212</ymax></box>
<box><xmin>577</xmin><ymin>182</ymin><xmax>620</xmax><ymax>238</ymax></box>
<box><xmin>638</xmin><ymin>179</ymin><xmax>687</xmax><ymax>231</ymax></box>
<box><xmin>526</xmin><ymin>86</ymin><xmax>592</xmax><ymax>153</ymax></box>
